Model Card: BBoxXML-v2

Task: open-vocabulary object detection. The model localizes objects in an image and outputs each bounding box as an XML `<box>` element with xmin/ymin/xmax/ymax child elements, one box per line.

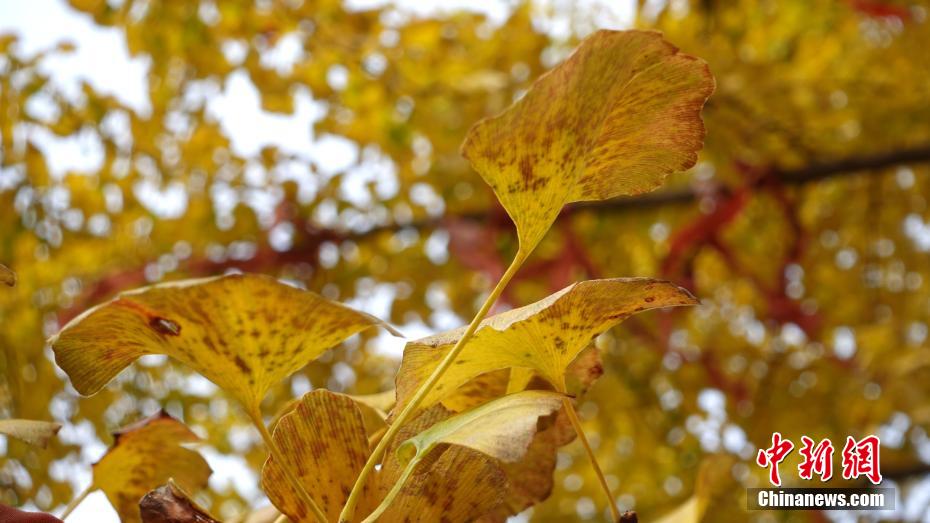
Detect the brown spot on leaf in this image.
<box><xmin>150</xmin><ymin>317</ymin><xmax>181</xmax><ymax>336</ymax></box>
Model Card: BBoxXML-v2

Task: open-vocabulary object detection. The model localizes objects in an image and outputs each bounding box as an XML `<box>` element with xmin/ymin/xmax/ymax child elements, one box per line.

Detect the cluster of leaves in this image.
<box><xmin>3</xmin><ymin>0</ymin><xmax>930</xmax><ymax>521</ymax></box>
<box><xmin>20</xmin><ymin>26</ymin><xmax>714</xmax><ymax>522</ymax></box>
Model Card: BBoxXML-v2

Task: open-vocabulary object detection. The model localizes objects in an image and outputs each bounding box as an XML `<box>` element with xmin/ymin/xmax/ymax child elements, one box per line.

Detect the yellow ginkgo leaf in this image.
<box><xmin>376</xmin><ymin>446</ymin><xmax>505</xmax><ymax>523</ymax></box>
<box><xmin>263</xmin><ymin>389</ymin><xmax>555</xmax><ymax>522</ymax></box>
<box><xmin>0</xmin><ymin>263</ymin><xmax>15</xmax><ymax>286</ymax></box>
<box><xmin>0</xmin><ymin>419</ymin><xmax>61</xmax><ymax>448</ymax></box>
<box><xmin>395</xmin><ymin>278</ymin><xmax>696</xmax><ymax>411</ymax></box>
<box><xmin>92</xmin><ymin>411</ymin><xmax>212</xmax><ymax>523</ymax></box>
<box><xmin>461</xmin><ymin>29</ymin><xmax>714</xmax><ymax>253</ymax></box>
<box><xmin>363</xmin><ymin>390</ymin><xmax>563</xmax><ymax>522</ymax></box>
<box><xmin>139</xmin><ymin>479</ymin><xmax>220</xmax><ymax>523</ymax></box>
<box><xmin>50</xmin><ymin>273</ymin><xmax>399</xmax><ymax>413</ymax></box>
<box><xmin>262</xmin><ymin>390</ymin><xmax>377</xmax><ymax>522</ymax></box>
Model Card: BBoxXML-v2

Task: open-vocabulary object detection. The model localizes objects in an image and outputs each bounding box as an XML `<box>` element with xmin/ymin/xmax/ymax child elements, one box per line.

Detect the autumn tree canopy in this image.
<box><xmin>2</xmin><ymin>0</ymin><xmax>930</xmax><ymax>521</ymax></box>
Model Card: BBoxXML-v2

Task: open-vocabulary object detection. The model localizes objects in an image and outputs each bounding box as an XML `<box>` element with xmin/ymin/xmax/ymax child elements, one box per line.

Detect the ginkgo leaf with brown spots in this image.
<box><xmin>91</xmin><ymin>411</ymin><xmax>212</xmax><ymax>523</ymax></box>
<box><xmin>363</xmin><ymin>390</ymin><xmax>564</xmax><ymax>522</ymax></box>
<box><xmin>0</xmin><ymin>419</ymin><xmax>61</xmax><ymax>448</ymax></box>
<box><xmin>461</xmin><ymin>29</ymin><xmax>714</xmax><ymax>253</ymax></box>
<box><xmin>262</xmin><ymin>389</ymin><xmax>557</xmax><ymax>522</ymax></box>
<box><xmin>262</xmin><ymin>390</ymin><xmax>380</xmax><ymax>522</ymax></box>
<box><xmin>395</xmin><ymin>278</ymin><xmax>696</xmax><ymax>411</ymax></box>
<box><xmin>50</xmin><ymin>273</ymin><xmax>399</xmax><ymax>413</ymax></box>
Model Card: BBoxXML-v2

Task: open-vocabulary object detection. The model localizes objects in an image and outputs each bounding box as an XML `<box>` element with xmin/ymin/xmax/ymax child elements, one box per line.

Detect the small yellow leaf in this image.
<box><xmin>262</xmin><ymin>390</ymin><xmax>377</xmax><ymax>522</ymax></box>
<box><xmin>94</xmin><ymin>412</ymin><xmax>212</xmax><ymax>523</ymax></box>
<box><xmin>395</xmin><ymin>390</ymin><xmax>564</xmax><ymax>466</ymax></box>
<box><xmin>0</xmin><ymin>419</ymin><xmax>61</xmax><ymax>448</ymax></box>
<box><xmin>396</xmin><ymin>278</ymin><xmax>696</xmax><ymax>411</ymax></box>
<box><xmin>50</xmin><ymin>273</ymin><xmax>399</xmax><ymax>412</ymax></box>
<box><xmin>0</xmin><ymin>264</ymin><xmax>15</xmax><ymax>286</ymax></box>
<box><xmin>461</xmin><ymin>29</ymin><xmax>714</xmax><ymax>252</ymax></box>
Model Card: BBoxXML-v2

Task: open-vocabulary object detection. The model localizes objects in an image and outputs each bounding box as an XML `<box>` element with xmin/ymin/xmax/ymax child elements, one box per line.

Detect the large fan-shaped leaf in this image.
<box><xmin>50</xmin><ymin>273</ymin><xmax>398</xmax><ymax>412</ymax></box>
<box><xmin>395</xmin><ymin>278</ymin><xmax>696</xmax><ymax>411</ymax></box>
<box><xmin>461</xmin><ymin>29</ymin><xmax>714</xmax><ymax>253</ymax></box>
<box><xmin>92</xmin><ymin>412</ymin><xmax>212</xmax><ymax>523</ymax></box>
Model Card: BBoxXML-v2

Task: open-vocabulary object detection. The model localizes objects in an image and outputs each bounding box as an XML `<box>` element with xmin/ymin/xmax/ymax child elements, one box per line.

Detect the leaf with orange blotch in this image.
<box><xmin>0</xmin><ymin>264</ymin><xmax>15</xmax><ymax>286</ymax></box>
<box><xmin>0</xmin><ymin>419</ymin><xmax>61</xmax><ymax>448</ymax></box>
<box><xmin>50</xmin><ymin>273</ymin><xmax>399</xmax><ymax>413</ymax></box>
<box><xmin>461</xmin><ymin>29</ymin><xmax>714</xmax><ymax>253</ymax></box>
<box><xmin>395</xmin><ymin>278</ymin><xmax>696</xmax><ymax>412</ymax></box>
<box><xmin>92</xmin><ymin>412</ymin><xmax>212</xmax><ymax>523</ymax></box>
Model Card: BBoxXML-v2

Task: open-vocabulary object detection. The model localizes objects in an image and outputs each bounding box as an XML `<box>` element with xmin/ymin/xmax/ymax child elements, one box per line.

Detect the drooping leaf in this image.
<box><xmin>371</xmin><ymin>403</ymin><xmax>509</xmax><ymax>523</ymax></box>
<box><xmin>394</xmin><ymin>390</ymin><xmax>563</xmax><ymax>467</ymax></box>
<box><xmin>359</xmin><ymin>391</ymin><xmax>563</xmax><ymax>522</ymax></box>
<box><xmin>50</xmin><ymin>273</ymin><xmax>399</xmax><ymax>412</ymax></box>
<box><xmin>461</xmin><ymin>29</ymin><xmax>714</xmax><ymax>252</ymax></box>
<box><xmin>0</xmin><ymin>419</ymin><xmax>61</xmax><ymax>448</ymax></box>
<box><xmin>263</xmin><ymin>389</ymin><xmax>558</xmax><ymax>522</ymax></box>
<box><xmin>139</xmin><ymin>480</ymin><xmax>220</xmax><ymax>523</ymax></box>
<box><xmin>0</xmin><ymin>263</ymin><xmax>15</xmax><ymax>286</ymax></box>
<box><xmin>93</xmin><ymin>412</ymin><xmax>212</xmax><ymax>523</ymax></box>
<box><xmin>396</xmin><ymin>278</ymin><xmax>696</xmax><ymax>411</ymax></box>
<box><xmin>478</xmin><ymin>348</ymin><xmax>604</xmax><ymax>521</ymax></box>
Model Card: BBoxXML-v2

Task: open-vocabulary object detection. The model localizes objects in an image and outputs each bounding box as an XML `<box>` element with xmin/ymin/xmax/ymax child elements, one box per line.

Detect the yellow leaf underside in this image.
<box><xmin>0</xmin><ymin>419</ymin><xmax>61</xmax><ymax>448</ymax></box>
<box><xmin>396</xmin><ymin>390</ymin><xmax>564</xmax><ymax>466</ymax></box>
<box><xmin>51</xmin><ymin>273</ymin><xmax>396</xmax><ymax>411</ymax></box>
<box><xmin>263</xmin><ymin>390</ymin><xmax>524</xmax><ymax>522</ymax></box>
<box><xmin>395</xmin><ymin>278</ymin><xmax>696</xmax><ymax>412</ymax></box>
<box><xmin>461</xmin><ymin>29</ymin><xmax>714</xmax><ymax>252</ymax></box>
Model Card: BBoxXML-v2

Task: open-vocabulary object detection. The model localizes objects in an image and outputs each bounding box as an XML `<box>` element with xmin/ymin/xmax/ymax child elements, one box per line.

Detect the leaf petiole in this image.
<box><xmin>561</xmin><ymin>395</ymin><xmax>621</xmax><ymax>521</ymax></box>
<box><xmin>60</xmin><ymin>484</ymin><xmax>92</xmax><ymax>520</ymax></box>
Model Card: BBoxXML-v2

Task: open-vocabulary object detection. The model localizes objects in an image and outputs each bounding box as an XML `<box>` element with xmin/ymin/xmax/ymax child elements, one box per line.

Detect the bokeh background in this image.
<box><xmin>2</xmin><ymin>0</ymin><xmax>930</xmax><ymax>521</ymax></box>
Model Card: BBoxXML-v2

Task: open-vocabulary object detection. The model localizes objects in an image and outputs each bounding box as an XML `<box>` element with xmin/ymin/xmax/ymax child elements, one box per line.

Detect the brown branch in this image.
<box><xmin>59</xmin><ymin>144</ymin><xmax>930</xmax><ymax>322</ymax></box>
<box><xmin>572</xmin><ymin>144</ymin><xmax>930</xmax><ymax>213</ymax></box>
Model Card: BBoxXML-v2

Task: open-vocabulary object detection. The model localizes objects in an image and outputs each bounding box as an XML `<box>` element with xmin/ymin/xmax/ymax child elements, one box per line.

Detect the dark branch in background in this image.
<box><xmin>571</xmin><ymin>144</ymin><xmax>930</xmax><ymax>213</ymax></box>
<box><xmin>59</xmin><ymin>144</ymin><xmax>930</xmax><ymax>324</ymax></box>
